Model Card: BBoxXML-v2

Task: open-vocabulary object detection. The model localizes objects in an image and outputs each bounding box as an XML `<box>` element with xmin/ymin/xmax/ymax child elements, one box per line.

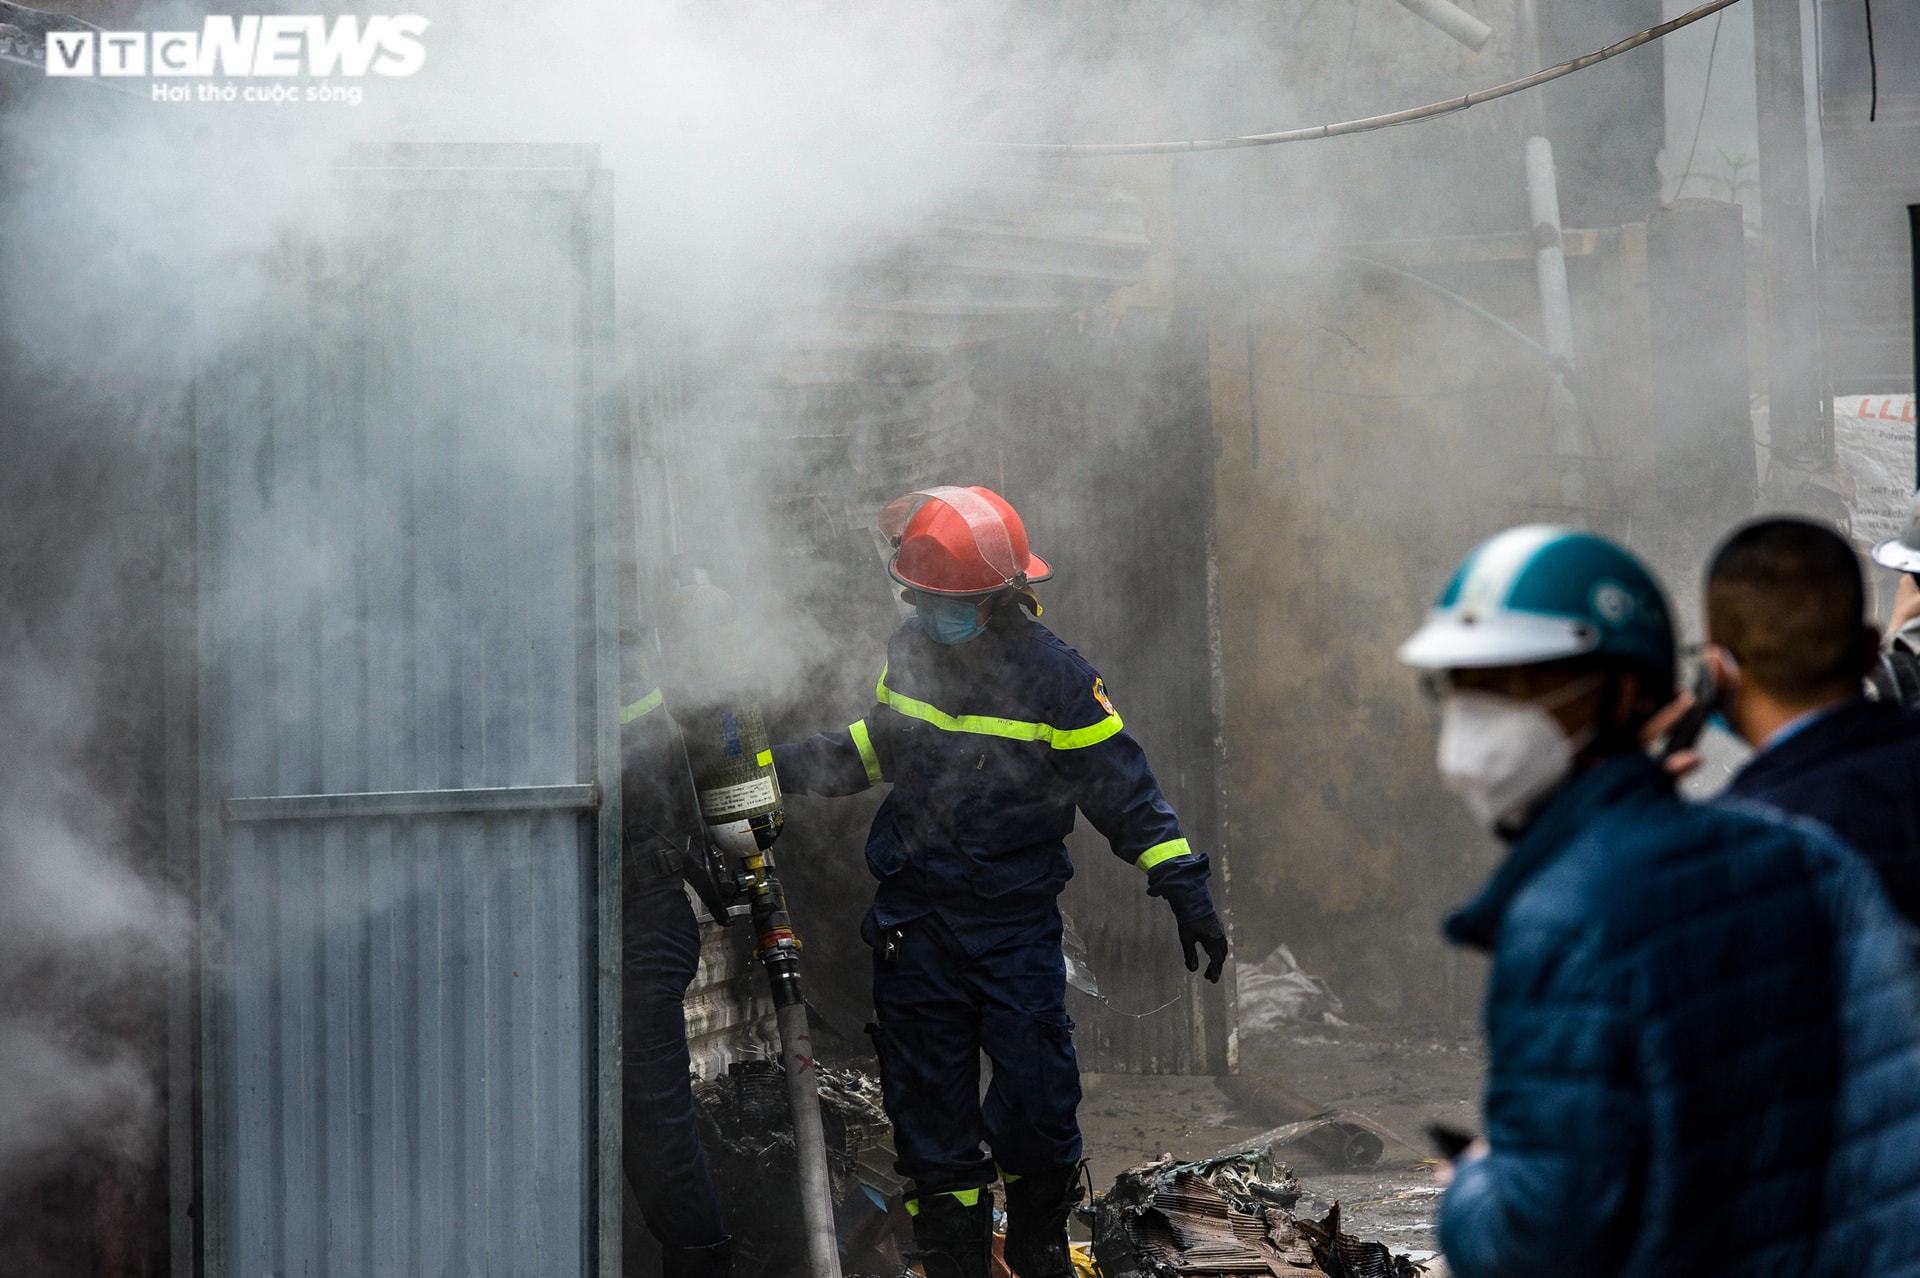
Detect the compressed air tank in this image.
<box><xmin>681</xmin><ymin>699</ymin><xmax>784</xmax><ymax>853</ymax></box>
<box><xmin>660</xmin><ymin>568</ymin><xmax>785</xmax><ymax>855</ymax></box>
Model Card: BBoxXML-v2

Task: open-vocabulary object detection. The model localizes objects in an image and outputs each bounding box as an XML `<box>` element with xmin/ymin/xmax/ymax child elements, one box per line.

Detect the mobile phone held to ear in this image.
<box><xmin>1428</xmin><ymin>1122</ymin><xmax>1477</xmax><ymax>1161</ymax></box>
<box><xmin>1660</xmin><ymin>660</ymin><xmax>1722</xmax><ymax>761</ymax></box>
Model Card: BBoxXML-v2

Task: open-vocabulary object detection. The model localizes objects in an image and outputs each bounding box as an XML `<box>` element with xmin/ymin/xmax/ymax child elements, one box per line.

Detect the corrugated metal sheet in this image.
<box><xmin>176</xmin><ymin>144</ymin><xmax>620</xmax><ymax>1276</ymax></box>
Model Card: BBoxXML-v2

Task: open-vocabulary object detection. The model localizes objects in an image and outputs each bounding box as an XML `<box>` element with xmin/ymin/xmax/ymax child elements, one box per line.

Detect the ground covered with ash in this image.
<box><xmin>1078</xmin><ymin>1022</ymin><xmax>1486</xmax><ymax>1255</ymax></box>
<box><xmin>649</xmin><ymin>1021</ymin><xmax>1485</xmax><ymax>1278</ymax></box>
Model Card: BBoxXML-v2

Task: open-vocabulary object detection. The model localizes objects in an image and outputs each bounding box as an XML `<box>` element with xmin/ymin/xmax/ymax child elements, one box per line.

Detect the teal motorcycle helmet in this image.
<box><xmin>1398</xmin><ymin>524</ymin><xmax>1677</xmax><ymax>698</ymax></box>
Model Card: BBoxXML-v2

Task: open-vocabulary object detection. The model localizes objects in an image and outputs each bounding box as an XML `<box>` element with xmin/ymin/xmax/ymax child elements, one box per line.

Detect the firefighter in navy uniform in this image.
<box><xmin>618</xmin><ymin>648</ymin><xmax>732</xmax><ymax>1278</ymax></box>
<box><xmin>773</xmin><ymin>486</ymin><xmax>1230</xmax><ymax>1278</ymax></box>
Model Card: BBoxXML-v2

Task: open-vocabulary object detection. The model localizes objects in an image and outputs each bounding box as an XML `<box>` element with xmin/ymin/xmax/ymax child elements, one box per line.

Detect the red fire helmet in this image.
<box><xmin>878</xmin><ymin>485</ymin><xmax>1053</xmax><ymax>597</ymax></box>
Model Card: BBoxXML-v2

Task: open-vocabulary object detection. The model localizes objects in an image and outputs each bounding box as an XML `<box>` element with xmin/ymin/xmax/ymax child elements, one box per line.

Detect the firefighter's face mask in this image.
<box><xmin>916</xmin><ymin>594</ymin><xmax>989</xmax><ymax>645</ymax></box>
<box><xmin>1435</xmin><ymin>674</ymin><xmax>1602</xmax><ymax>835</ymax></box>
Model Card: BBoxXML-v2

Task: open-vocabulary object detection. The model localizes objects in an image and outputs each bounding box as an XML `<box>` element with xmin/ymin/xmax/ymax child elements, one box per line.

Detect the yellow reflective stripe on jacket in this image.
<box><xmin>1135</xmin><ymin>839</ymin><xmax>1192</xmax><ymax>872</ymax></box>
<box><xmin>849</xmin><ymin>719</ymin><xmax>884</xmax><ymax>785</ymax></box>
<box><xmin>875</xmin><ymin>668</ymin><xmax>1124</xmax><ymax>751</ymax></box>
<box><xmin>905</xmin><ymin>1188</ymin><xmax>982</xmax><ymax>1216</ymax></box>
<box><xmin>619</xmin><ymin>687</ymin><xmax>664</xmax><ymax>725</ymax></box>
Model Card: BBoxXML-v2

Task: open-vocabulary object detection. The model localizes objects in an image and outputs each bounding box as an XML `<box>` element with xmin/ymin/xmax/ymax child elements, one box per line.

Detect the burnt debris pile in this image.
<box><xmin>695</xmin><ymin>1064</ymin><xmax>1420</xmax><ymax>1278</ymax></box>
<box><xmin>1092</xmin><ymin>1150</ymin><xmax>1422</xmax><ymax>1278</ymax></box>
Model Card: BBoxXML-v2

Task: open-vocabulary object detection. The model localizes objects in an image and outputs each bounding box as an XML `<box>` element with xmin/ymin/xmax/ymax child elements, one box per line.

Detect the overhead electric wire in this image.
<box><xmin>1864</xmin><ymin>0</ymin><xmax>1878</xmax><ymax>122</ymax></box>
<box><xmin>994</xmin><ymin>0</ymin><xmax>1749</xmax><ymax>157</ymax></box>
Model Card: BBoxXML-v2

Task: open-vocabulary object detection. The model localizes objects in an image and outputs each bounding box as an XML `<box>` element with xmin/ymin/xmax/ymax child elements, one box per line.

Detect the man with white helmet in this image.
<box><xmin>1400</xmin><ymin>524</ymin><xmax>1920</xmax><ymax>1278</ymax></box>
<box><xmin>1869</xmin><ymin>488</ymin><xmax>1920</xmax><ymax>706</ymax></box>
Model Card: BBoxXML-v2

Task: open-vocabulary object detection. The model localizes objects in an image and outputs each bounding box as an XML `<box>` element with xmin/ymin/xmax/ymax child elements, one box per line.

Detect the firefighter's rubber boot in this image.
<box><xmin>661</xmin><ymin>1238</ymin><xmax>732</xmax><ymax>1278</ymax></box>
<box><xmin>1001</xmin><ymin>1166</ymin><xmax>1084</xmax><ymax>1278</ymax></box>
<box><xmin>909</xmin><ymin>1189</ymin><xmax>994</xmax><ymax>1278</ymax></box>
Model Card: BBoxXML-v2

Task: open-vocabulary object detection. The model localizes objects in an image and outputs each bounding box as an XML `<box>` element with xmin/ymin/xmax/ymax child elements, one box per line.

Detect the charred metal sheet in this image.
<box><xmin>1093</xmin><ymin>1155</ymin><xmax>1310</xmax><ymax>1278</ymax></box>
<box><xmin>1091</xmin><ymin>1152</ymin><xmax>1422</xmax><ymax>1278</ymax></box>
<box><xmin>753</xmin><ymin>180</ymin><xmax>1157</xmax><ymax>518</ymax></box>
<box><xmin>1295</xmin><ymin>1203</ymin><xmax>1425</xmax><ymax>1278</ymax></box>
<box><xmin>815</xmin><ymin>182</ymin><xmax>1155</xmax><ymax>340</ymax></box>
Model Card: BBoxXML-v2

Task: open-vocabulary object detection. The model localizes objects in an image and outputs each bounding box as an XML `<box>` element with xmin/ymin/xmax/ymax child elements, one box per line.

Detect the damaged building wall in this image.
<box><xmin>1014</xmin><ymin>1</ymin><xmax>1705</xmax><ymax>1019</ymax></box>
<box><xmin>1204</xmin><ymin>251</ymin><xmax>1566</xmax><ymax>1018</ymax></box>
<box><xmin>1040</xmin><ymin>102</ymin><xmax>1745</xmax><ymax>1024</ymax></box>
<box><xmin>1193</xmin><ymin>217</ymin><xmax>1751</xmax><ymax>1016</ymax></box>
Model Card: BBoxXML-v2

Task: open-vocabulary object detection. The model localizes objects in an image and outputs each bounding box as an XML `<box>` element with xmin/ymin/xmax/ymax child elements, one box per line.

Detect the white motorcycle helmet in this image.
<box><xmin>1873</xmin><ymin>490</ymin><xmax>1920</xmax><ymax>574</ymax></box>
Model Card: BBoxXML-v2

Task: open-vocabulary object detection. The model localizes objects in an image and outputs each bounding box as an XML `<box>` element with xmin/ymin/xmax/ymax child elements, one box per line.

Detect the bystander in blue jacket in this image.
<box><xmin>1399</xmin><ymin>524</ymin><xmax>1920</xmax><ymax>1278</ymax></box>
<box><xmin>1438</xmin><ymin>755</ymin><xmax>1920</xmax><ymax>1278</ymax></box>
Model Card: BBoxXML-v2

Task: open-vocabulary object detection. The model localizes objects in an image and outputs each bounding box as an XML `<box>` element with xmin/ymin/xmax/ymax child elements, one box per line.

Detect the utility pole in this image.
<box><xmin>1514</xmin><ymin>0</ymin><xmax>1596</xmax><ymax>516</ymax></box>
<box><xmin>1751</xmin><ymin>0</ymin><xmax>1829</xmax><ymax>491</ymax></box>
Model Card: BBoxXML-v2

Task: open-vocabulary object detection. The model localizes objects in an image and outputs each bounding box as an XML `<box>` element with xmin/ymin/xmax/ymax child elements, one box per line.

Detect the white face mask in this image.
<box><xmin>1436</xmin><ymin>676</ymin><xmax>1601</xmax><ymax>834</ymax></box>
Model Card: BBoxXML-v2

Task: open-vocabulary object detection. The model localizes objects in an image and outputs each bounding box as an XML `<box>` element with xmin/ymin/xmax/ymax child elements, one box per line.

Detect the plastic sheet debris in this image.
<box><xmin>1833</xmin><ymin>394</ymin><xmax>1918</xmax><ymax>548</ymax></box>
<box><xmin>1090</xmin><ymin>1149</ymin><xmax>1422</xmax><ymax>1278</ymax></box>
<box><xmin>1062</xmin><ymin>908</ymin><xmax>1101</xmax><ymax>997</ymax></box>
<box><xmin>1213</xmin><ymin>1074</ymin><xmax>1399</xmax><ymax>1169</ymax></box>
<box><xmin>1237</xmin><ymin>945</ymin><xmax>1345</xmax><ymax>1032</ymax></box>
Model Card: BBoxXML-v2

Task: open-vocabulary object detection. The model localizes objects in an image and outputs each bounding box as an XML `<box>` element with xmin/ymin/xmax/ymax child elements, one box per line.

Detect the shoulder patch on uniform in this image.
<box><xmin>1092</xmin><ymin>677</ymin><xmax>1117</xmax><ymax>717</ymax></box>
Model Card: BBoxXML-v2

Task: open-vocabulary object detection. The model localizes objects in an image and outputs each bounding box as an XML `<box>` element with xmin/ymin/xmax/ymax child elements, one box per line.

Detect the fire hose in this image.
<box><xmin>666</xmin><ymin>575</ymin><xmax>843</xmax><ymax>1278</ymax></box>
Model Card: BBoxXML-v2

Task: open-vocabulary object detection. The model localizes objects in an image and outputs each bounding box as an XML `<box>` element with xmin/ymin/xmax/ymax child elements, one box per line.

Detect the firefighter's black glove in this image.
<box><xmin>1178</xmin><ymin>912</ymin><xmax>1229</xmax><ymax>983</ymax></box>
